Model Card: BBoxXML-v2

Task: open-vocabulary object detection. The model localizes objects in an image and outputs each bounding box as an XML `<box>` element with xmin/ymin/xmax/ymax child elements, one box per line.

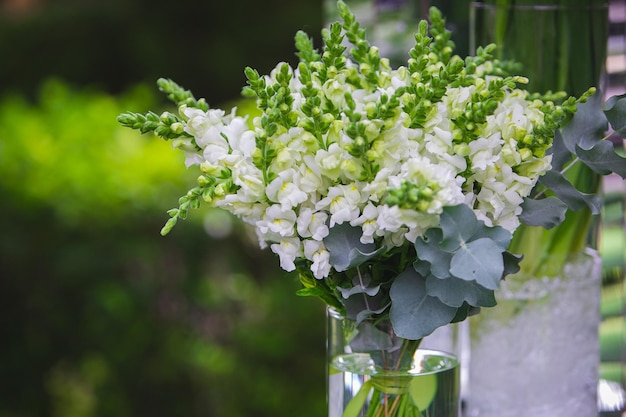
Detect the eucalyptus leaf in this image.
<box><xmin>413</xmin><ymin>259</ymin><xmax>433</xmax><ymax>277</ymax></box>
<box><xmin>425</xmin><ymin>274</ymin><xmax>497</xmax><ymax>308</ymax></box>
<box><xmin>350</xmin><ymin>321</ymin><xmax>395</xmax><ymax>352</ymax></box>
<box><xmin>560</xmin><ymin>90</ymin><xmax>608</xmax><ymax>152</ymax></box>
<box><xmin>338</xmin><ymin>275</ymin><xmax>381</xmax><ymax>299</ymax></box>
<box><xmin>539</xmin><ymin>170</ymin><xmax>602</xmax><ymax>214</ymax></box>
<box><xmin>389</xmin><ymin>267</ymin><xmax>458</xmax><ymax>340</ymax></box>
<box><xmin>470</xmin><ymin>221</ymin><xmax>512</xmax><ymax>250</ymax></box>
<box><xmin>438</xmin><ymin>205</ymin><xmax>480</xmax><ymax>252</ymax></box>
<box><xmin>575</xmin><ymin>141</ymin><xmax>626</xmax><ymax>178</ymax></box>
<box><xmin>520</xmin><ymin>196</ymin><xmax>568</xmax><ymax>228</ymax></box>
<box><xmin>324</xmin><ymin>222</ymin><xmax>385</xmax><ymax>271</ymax></box>
<box><xmin>339</xmin><ymin>284</ymin><xmax>381</xmax><ymax>299</ymax></box>
<box><xmin>604</xmin><ymin>93</ymin><xmax>626</xmax><ymax>136</ymax></box>
<box><xmin>343</xmin><ymin>291</ymin><xmax>388</xmax><ymax>322</ymax></box>
<box><xmin>414</xmin><ymin>228</ymin><xmax>453</xmax><ymax>279</ymax></box>
<box><xmin>449</xmin><ymin>238</ymin><xmax>504</xmax><ymax>290</ymax></box>
<box><xmin>503</xmin><ymin>251</ymin><xmax>523</xmax><ymax>276</ymax></box>
<box><xmin>450</xmin><ymin>303</ymin><xmax>481</xmax><ymax>323</ymax></box>
<box><xmin>354</xmin><ymin>302</ymin><xmax>390</xmax><ymax>326</ymax></box>
<box><xmin>550</xmin><ymin>131</ymin><xmax>573</xmax><ymax>171</ymax></box>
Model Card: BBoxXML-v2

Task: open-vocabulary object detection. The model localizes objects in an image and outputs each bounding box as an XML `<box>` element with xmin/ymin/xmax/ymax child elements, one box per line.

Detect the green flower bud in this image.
<box><xmin>519</xmin><ymin>148</ymin><xmax>533</xmax><ymax>161</ymax></box>
<box><xmin>214</xmin><ymin>182</ymin><xmax>229</xmax><ymax>197</ymax></box>
<box><xmin>366</xmin><ymin>149</ymin><xmax>381</xmax><ymax>163</ymax></box>
<box><xmin>417</xmin><ymin>200</ymin><xmax>430</xmax><ymax>212</ymax></box>
<box><xmin>197</xmin><ymin>175</ymin><xmax>212</xmax><ymax>186</ymax></box>
<box><xmin>202</xmin><ymin>189</ymin><xmax>214</xmax><ymax>203</ymax></box>
<box><xmin>170</xmin><ymin>122</ymin><xmax>184</xmax><ymax>135</ymax></box>
<box><xmin>454</xmin><ymin>143</ymin><xmax>470</xmax><ymax>157</ymax></box>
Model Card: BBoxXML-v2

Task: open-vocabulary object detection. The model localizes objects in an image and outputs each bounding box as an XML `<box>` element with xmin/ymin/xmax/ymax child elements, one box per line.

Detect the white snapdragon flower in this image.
<box><xmin>303</xmin><ymin>239</ymin><xmax>331</xmax><ymax>279</ymax></box>
<box><xmin>372</xmin><ymin>121</ymin><xmax>417</xmax><ymax>169</ymax></box>
<box><xmin>490</xmin><ymin>97</ymin><xmax>534</xmax><ymax>142</ymax></box>
<box><xmin>222</xmin><ymin>116</ymin><xmax>256</xmax><ymax>157</ymax></box>
<box><xmin>474</xmin><ymin>182</ymin><xmax>524</xmax><ymax>231</ymax></box>
<box><xmin>322</xmin><ymin>73</ymin><xmax>350</xmax><ymax>109</ymax></box>
<box><xmin>182</xmin><ymin>108</ymin><xmax>251</xmax><ymax>168</ymax></box>
<box><xmin>183</xmin><ymin>107</ymin><xmax>224</xmax><ymax>139</ymax></box>
<box><xmin>468</xmin><ymin>134</ymin><xmax>503</xmax><ymax>172</ymax></box>
<box><xmin>363</xmin><ymin>168</ymin><xmax>393</xmax><ymax>202</ymax></box>
<box><xmin>296</xmin><ymin>208</ymin><xmax>329</xmax><ymax>241</ymax></box>
<box><xmin>515</xmin><ymin>154</ymin><xmax>553</xmax><ymax>181</ymax></box>
<box><xmin>376</xmin><ymin>205</ymin><xmax>411</xmax><ymax>235</ymax></box>
<box><xmin>316</xmin><ymin>183</ymin><xmax>366</xmax><ymax>226</ymax></box>
<box><xmin>315</xmin><ymin>143</ymin><xmax>347</xmax><ymax>181</ymax></box>
<box><xmin>297</xmin><ymin>155</ymin><xmax>325</xmax><ymax>195</ymax></box>
<box><xmin>350</xmin><ymin>203</ymin><xmax>380</xmax><ymax>244</ymax></box>
<box><xmin>424</xmin><ymin>126</ymin><xmax>467</xmax><ymax>171</ymax></box>
<box><xmin>442</xmin><ymin>86</ymin><xmax>473</xmax><ymax>119</ymax></box>
<box><xmin>268</xmin><ymin>127</ymin><xmax>309</xmax><ymax>174</ymax></box>
<box><xmin>218</xmin><ymin>197</ymin><xmax>267</xmax><ymax>224</ymax></box>
<box><xmin>230</xmin><ymin>163</ymin><xmax>265</xmax><ymax>203</ymax></box>
<box><xmin>256</xmin><ymin>204</ymin><xmax>297</xmax><ymax>239</ymax></box>
<box><xmin>182</xmin><ymin>152</ymin><xmax>204</xmax><ymax>168</ymax></box>
<box><xmin>271</xmin><ymin>238</ymin><xmax>302</xmax><ymax>272</ymax></box>
<box><xmin>266</xmin><ymin>169</ymin><xmax>308</xmax><ymax>209</ymax></box>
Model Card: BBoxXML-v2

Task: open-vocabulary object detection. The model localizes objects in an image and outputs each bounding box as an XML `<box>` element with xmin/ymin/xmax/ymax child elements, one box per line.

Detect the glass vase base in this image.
<box><xmin>329</xmin><ymin>349</ymin><xmax>460</xmax><ymax>417</ymax></box>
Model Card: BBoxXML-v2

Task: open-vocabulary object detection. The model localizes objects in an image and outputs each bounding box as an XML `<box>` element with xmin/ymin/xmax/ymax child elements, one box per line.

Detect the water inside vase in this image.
<box><xmin>329</xmin><ymin>350</ymin><xmax>459</xmax><ymax>417</ymax></box>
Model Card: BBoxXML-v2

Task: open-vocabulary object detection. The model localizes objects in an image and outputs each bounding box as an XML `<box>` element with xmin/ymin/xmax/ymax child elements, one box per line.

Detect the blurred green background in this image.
<box><xmin>0</xmin><ymin>0</ymin><xmax>623</xmax><ymax>416</ymax></box>
<box><xmin>0</xmin><ymin>1</ymin><xmax>329</xmax><ymax>416</ymax></box>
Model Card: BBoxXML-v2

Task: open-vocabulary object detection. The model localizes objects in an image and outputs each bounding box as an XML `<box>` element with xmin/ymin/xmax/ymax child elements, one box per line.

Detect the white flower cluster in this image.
<box><xmin>175</xmin><ymin>59</ymin><xmax>553</xmax><ymax>279</ymax></box>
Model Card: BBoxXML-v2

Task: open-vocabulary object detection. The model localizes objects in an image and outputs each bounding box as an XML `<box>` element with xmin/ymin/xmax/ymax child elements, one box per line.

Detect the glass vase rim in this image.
<box><xmin>332</xmin><ymin>349</ymin><xmax>460</xmax><ymax>377</ymax></box>
<box><xmin>470</xmin><ymin>1</ymin><xmax>608</xmax><ymax>11</ymax></box>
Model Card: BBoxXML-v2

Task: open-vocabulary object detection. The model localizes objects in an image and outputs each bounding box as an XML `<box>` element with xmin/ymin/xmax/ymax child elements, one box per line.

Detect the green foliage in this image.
<box><xmin>0</xmin><ymin>79</ymin><xmax>193</xmax><ymax>225</ymax></box>
<box><xmin>389</xmin><ymin>267</ymin><xmax>458</xmax><ymax>340</ymax></box>
<box><xmin>389</xmin><ymin>205</ymin><xmax>516</xmax><ymax>340</ymax></box>
<box><xmin>519</xmin><ymin>91</ymin><xmax>626</xmax><ymax>232</ymax></box>
<box><xmin>324</xmin><ymin>223</ymin><xmax>385</xmax><ymax>272</ymax></box>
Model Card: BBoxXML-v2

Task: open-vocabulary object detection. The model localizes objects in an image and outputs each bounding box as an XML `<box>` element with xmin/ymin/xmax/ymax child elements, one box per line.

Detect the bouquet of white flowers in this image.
<box><xmin>118</xmin><ymin>2</ymin><xmax>625</xmax><ymax>415</ymax></box>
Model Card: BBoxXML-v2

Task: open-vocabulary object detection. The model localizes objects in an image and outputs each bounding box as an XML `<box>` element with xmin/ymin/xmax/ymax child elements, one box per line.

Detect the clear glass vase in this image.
<box><xmin>466</xmin><ymin>249</ymin><xmax>602</xmax><ymax>417</ymax></box>
<box><xmin>469</xmin><ymin>1</ymin><xmax>608</xmax><ymax>96</ymax></box>
<box><xmin>468</xmin><ymin>3</ymin><xmax>608</xmax><ymax>415</ymax></box>
<box><xmin>327</xmin><ymin>308</ymin><xmax>460</xmax><ymax>417</ymax></box>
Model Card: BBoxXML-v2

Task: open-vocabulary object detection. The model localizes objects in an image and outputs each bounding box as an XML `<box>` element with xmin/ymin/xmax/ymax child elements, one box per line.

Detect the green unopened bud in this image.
<box><xmin>454</xmin><ymin>143</ymin><xmax>470</xmax><ymax>157</ymax></box>
<box><xmin>197</xmin><ymin>175</ymin><xmax>212</xmax><ymax>186</ymax></box>
<box><xmin>365</xmin><ymin>102</ymin><xmax>377</xmax><ymax>117</ymax></box>
<box><xmin>519</xmin><ymin>148</ymin><xmax>533</xmax><ymax>161</ymax></box>
<box><xmin>252</xmin><ymin>148</ymin><xmax>263</xmax><ymax>166</ymax></box>
<box><xmin>214</xmin><ymin>182</ymin><xmax>229</xmax><ymax>197</ymax></box>
<box><xmin>202</xmin><ymin>189</ymin><xmax>214</xmax><ymax>203</ymax></box>
<box><xmin>171</xmin><ymin>138</ymin><xmax>196</xmax><ymax>152</ymax></box>
<box><xmin>201</xmin><ymin>162</ymin><xmax>229</xmax><ymax>178</ymax></box>
<box><xmin>340</xmin><ymin>159</ymin><xmax>362</xmax><ymax>178</ymax></box>
<box><xmin>170</xmin><ymin>122</ymin><xmax>184</xmax><ymax>135</ymax></box>
<box><xmin>417</xmin><ymin>200</ymin><xmax>430</xmax><ymax>212</ymax></box>
<box><xmin>366</xmin><ymin>149</ymin><xmax>381</xmax><ymax>162</ymax></box>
